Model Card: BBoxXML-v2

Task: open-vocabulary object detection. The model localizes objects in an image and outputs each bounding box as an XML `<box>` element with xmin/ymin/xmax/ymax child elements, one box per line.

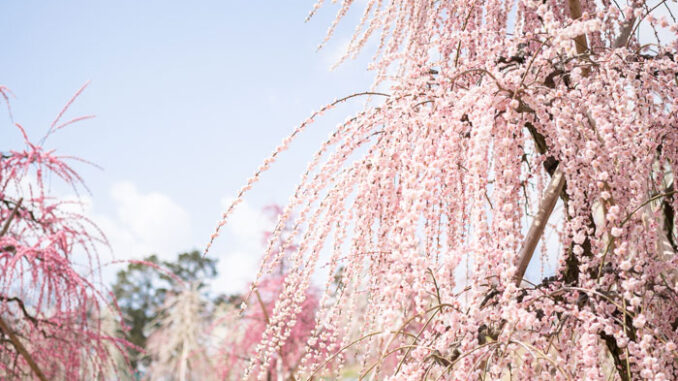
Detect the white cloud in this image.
<box><xmin>208</xmin><ymin>197</ymin><xmax>274</xmax><ymax>295</ymax></box>
<box><xmin>93</xmin><ymin>181</ymin><xmax>194</xmax><ymax>265</ymax></box>
<box><xmin>219</xmin><ymin>196</ymin><xmax>272</xmax><ymax>242</ymax></box>
<box><xmin>109</xmin><ymin>181</ymin><xmax>192</xmax><ymax>258</ymax></box>
<box><xmin>214</xmin><ymin>250</ymin><xmax>261</xmax><ymax>295</ymax></box>
<box><xmin>53</xmin><ymin>181</ymin><xmax>195</xmax><ymax>287</ymax></box>
<box><xmin>67</xmin><ymin>182</ymin><xmax>276</xmax><ymax>295</ymax></box>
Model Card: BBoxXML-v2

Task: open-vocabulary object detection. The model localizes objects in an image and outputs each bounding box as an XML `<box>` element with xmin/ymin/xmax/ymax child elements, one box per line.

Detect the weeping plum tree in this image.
<box><xmin>207</xmin><ymin>0</ymin><xmax>678</xmax><ymax>379</ymax></box>
<box><xmin>0</xmin><ymin>85</ymin><xmax>127</xmax><ymax>379</ymax></box>
<box><xmin>145</xmin><ymin>284</ymin><xmax>213</xmax><ymax>381</ymax></box>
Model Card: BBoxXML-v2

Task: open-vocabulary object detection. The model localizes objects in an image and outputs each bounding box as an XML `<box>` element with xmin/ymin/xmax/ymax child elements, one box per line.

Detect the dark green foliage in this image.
<box><xmin>112</xmin><ymin>250</ymin><xmax>218</xmax><ymax>370</ymax></box>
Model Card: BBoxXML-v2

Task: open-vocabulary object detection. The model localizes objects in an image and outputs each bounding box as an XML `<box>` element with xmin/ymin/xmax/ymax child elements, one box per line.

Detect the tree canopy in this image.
<box><xmin>207</xmin><ymin>0</ymin><xmax>678</xmax><ymax>379</ymax></box>
<box><xmin>112</xmin><ymin>250</ymin><xmax>218</xmax><ymax>371</ymax></box>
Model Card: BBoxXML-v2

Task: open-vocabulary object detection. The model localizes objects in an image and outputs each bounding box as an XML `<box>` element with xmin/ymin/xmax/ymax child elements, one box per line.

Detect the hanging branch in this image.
<box><xmin>513</xmin><ymin>0</ymin><xmax>590</xmax><ymax>285</ymax></box>
<box><xmin>514</xmin><ymin>0</ymin><xmax>636</xmax><ymax>285</ymax></box>
<box><xmin>0</xmin><ymin>199</ymin><xmax>47</xmax><ymax>381</ymax></box>
<box><xmin>0</xmin><ymin>318</ymin><xmax>47</xmax><ymax>381</ymax></box>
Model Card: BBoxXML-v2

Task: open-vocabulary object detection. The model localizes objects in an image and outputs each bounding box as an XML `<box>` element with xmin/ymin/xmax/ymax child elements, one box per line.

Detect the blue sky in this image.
<box><xmin>0</xmin><ymin>1</ymin><xmax>375</xmax><ymax>293</ymax></box>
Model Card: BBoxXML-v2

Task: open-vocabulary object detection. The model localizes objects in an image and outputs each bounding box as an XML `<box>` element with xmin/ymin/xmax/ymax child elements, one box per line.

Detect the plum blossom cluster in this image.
<box><xmin>216</xmin><ymin>275</ymin><xmax>325</xmax><ymax>380</ymax></box>
<box><xmin>213</xmin><ymin>206</ymin><xmax>332</xmax><ymax>380</ymax></box>
<box><xmin>0</xmin><ymin>85</ymin><xmax>127</xmax><ymax>379</ymax></box>
<box><xmin>209</xmin><ymin>0</ymin><xmax>678</xmax><ymax>379</ymax></box>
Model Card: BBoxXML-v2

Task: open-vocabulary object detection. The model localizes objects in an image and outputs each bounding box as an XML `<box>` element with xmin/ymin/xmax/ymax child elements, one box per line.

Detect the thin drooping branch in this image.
<box><xmin>0</xmin><ymin>199</ymin><xmax>47</xmax><ymax>381</ymax></box>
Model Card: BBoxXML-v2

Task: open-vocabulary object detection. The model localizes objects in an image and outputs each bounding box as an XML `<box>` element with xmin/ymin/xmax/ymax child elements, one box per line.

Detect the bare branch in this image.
<box><xmin>514</xmin><ymin>168</ymin><xmax>565</xmax><ymax>285</ymax></box>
